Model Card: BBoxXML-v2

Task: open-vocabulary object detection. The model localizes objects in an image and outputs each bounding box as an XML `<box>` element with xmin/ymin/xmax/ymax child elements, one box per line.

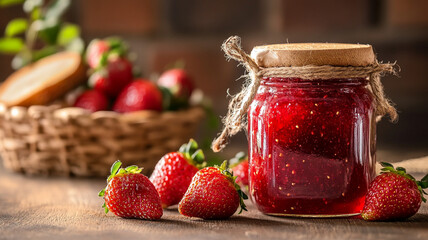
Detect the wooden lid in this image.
<box><xmin>250</xmin><ymin>43</ymin><xmax>375</xmax><ymax>67</ymax></box>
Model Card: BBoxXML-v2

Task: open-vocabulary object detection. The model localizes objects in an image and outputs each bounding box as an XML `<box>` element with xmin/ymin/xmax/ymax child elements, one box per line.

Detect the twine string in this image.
<box><xmin>212</xmin><ymin>36</ymin><xmax>398</xmax><ymax>152</ymax></box>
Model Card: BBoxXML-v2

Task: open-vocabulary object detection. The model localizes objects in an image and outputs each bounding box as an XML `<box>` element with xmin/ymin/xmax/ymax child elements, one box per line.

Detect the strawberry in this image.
<box><xmin>98</xmin><ymin>160</ymin><xmax>163</xmax><ymax>220</ymax></box>
<box><xmin>73</xmin><ymin>90</ymin><xmax>109</xmax><ymax>112</ymax></box>
<box><xmin>229</xmin><ymin>152</ymin><xmax>249</xmax><ymax>187</ymax></box>
<box><xmin>113</xmin><ymin>79</ymin><xmax>163</xmax><ymax>113</ymax></box>
<box><xmin>89</xmin><ymin>57</ymin><xmax>133</xmax><ymax>97</ymax></box>
<box><xmin>178</xmin><ymin>161</ymin><xmax>248</xmax><ymax>219</ymax></box>
<box><xmin>361</xmin><ymin>162</ymin><xmax>428</xmax><ymax>221</ymax></box>
<box><xmin>150</xmin><ymin>139</ymin><xmax>206</xmax><ymax>208</ymax></box>
<box><xmin>86</xmin><ymin>39</ymin><xmax>110</xmax><ymax>69</ymax></box>
<box><xmin>157</xmin><ymin>69</ymin><xmax>195</xmax><ymax>109</ymax></box>
<box><xmin>86</xmin><ymin>37</ymin><xmax>128</xmax><ymax>69</ymax></box>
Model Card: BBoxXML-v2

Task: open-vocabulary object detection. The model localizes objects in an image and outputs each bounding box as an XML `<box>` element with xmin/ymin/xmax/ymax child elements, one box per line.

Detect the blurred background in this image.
<box><xmin>1</xmin><ymin>0</ymin><xmax>427</xmax><ymax>160</ymax></box>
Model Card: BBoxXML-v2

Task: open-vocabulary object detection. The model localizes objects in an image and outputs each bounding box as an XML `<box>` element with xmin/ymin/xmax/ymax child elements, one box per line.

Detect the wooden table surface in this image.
<box><xmin>1</xmin><ymin>164</ymin><xmax>427</xmax><ymax>240</ymax></box>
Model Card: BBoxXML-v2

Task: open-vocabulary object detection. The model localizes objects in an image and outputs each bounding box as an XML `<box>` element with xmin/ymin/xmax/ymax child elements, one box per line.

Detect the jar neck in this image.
<box><xmin>261</xmin><ymin>77</ymin><xmax>369</xmax><ymax>88</ymax></box>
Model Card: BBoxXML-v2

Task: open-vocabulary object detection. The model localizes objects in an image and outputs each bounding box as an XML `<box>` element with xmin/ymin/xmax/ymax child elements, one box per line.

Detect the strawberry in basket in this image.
<box><xmin>86</xmin><ymin>39</ymin><xmax>110</xmax><ymax>69</ymax></box>
<box><xmin>73</xmin><ymin>89</ymin><xmax>109</xmax><ymax>112</ymax></box>
<box><xmin>158</xmin><ymin>68</ymin><xmax>195</xmax><ymax>110</ymax></box>
<box><xmin>89</xmin><ymin>56</ymin><xmax>133</xmax><ymax>98</ymax></box>
<box><xmin>113</xmin><ymin>79</ymin><xmax>163</xmax><ymax>112</ymax></box>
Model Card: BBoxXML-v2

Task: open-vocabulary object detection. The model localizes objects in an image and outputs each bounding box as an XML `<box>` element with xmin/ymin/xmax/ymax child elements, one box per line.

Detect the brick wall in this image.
<box><xmin>0</xmin><ymin>0</ymin><xmax>427</xmax><ymax>149</ymax></box>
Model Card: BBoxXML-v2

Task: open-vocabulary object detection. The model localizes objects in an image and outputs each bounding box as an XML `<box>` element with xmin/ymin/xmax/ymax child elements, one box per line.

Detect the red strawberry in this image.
<box><xmin>150</xmin><ymin>139</ymin><xmax>206</xmax><ymax>208</ymax></box>
<box><xmin>73</xmin><ymin>90</ymin><xmax>109</xmax><ymax>112</ymax></box>
<box><xmin>98</xmin><ymin>160</ymin><xmax>163</xmax><ymax>220</ymax></box>
<box><xmin>178</xmin><ymin>161</ymin><xmax>248</xmax><ymax>219</ymax></box>
<box><xmin>113</xmin><ymin>79</ymin><xmax>163</xmax><ymax>113</ymax></box>
<box><xmin>89</xmin><ymin>57</ymin><xmax>133</xmax><ymax>97</ymax></box>
<box><xmin>157</xmin><ymin>69</ymin><xmax>195</xmax><ymax>109</ymax></box>
<box><xmin>86</xmin><ymin>39</ymin><xmax>110</xmax><ymax>68</ymax></box>
<box><xmin>230</xmin><ymin>152</ymin><xmax>249</xmax><ymax>187</ymax></box>
<box><xmin>361</xmin><ymin>162</ymin><xmax>428</xmax><ymax>221</ymax></box>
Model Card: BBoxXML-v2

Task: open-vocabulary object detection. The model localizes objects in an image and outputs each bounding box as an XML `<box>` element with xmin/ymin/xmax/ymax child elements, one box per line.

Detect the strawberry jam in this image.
<box><xmin>248</xmin><ymin>77</ymin><xmax>376</xmax><ymax>217</ymax></box>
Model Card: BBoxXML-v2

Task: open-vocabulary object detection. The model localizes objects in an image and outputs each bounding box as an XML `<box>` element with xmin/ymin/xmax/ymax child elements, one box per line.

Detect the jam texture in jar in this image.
<box><xmin>248</xmin><ymin>77</ymin><xmax>376</xmax><ymax>217</ymax></box>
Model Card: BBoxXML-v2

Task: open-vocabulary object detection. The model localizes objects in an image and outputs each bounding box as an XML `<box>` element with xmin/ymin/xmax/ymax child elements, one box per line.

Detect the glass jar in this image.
<box><xmin>248</xmin><ymin>77</ymin><xmax>376</xmax><ymax>217</ymax></box>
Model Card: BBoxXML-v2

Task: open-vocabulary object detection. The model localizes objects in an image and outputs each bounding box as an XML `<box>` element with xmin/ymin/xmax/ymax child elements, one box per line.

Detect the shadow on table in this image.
<box><xmin>268</xmin><ymin>213</ymin><xmax>428</xmax><ymax>228</ymax></box>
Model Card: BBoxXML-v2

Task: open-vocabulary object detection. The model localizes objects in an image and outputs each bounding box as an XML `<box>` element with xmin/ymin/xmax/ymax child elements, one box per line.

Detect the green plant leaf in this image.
<box><xmin>57</xmin><ymin>23</ymin><xmax>80</xmax><ymax>46</ymax></box>
<box><xmin>32</xmin><ymin>45</ymin><xmax>58</xmax><ymax>61</ymax></box>
<box><xmin>0</xmin><ymin>37</ymin><xmax>24</xmax><ymax>54</ymax></box>
<box><xmin>5</xmin><ymin>18</ymin><xmax>28</xmax><ymax>37</ymax></box>
<box><xmin>37</xmin><ymin>21</ymin><xmax>60</xmax><ymax>45</ymax></box>
<box><xmin>422</xmin><ymin>174</ymin><xmax>428</xmax><ymax>182</ymax></box>
<box><xmin>0</xmin><ymin>0</ymin><xmax>24</xmax><ymax>7</ymax></box>
<box><xmin>31</xmin><ymin>6</ymin><xmax>41</xmax><ymax>20</ymax></box>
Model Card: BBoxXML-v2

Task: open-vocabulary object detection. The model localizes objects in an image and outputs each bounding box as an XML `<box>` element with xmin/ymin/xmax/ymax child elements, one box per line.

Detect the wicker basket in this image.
<box><xmin>0</xmin><ymin>104</ymin><xmax>205</xmax><ymax>177</ymax></box>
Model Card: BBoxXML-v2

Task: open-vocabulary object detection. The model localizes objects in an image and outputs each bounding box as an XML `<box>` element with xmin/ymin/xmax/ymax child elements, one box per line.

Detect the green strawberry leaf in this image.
<box><xmin>380</xmin><ymin>162</ymin><xmax>393</xmax><ymax>168</ymax></box>
<box><xmin>215</xmin><ymin>160</ymin><xmax>248</xmax><ymax>214</ymax></box>
<box><xmin>380</xmin><ymin>167</ymin><xmax>395</xmax><ymax>173</ymax></box>
<box><xmin>98</xmin><ymin>188</ymin><xmax>105</xmax><ymax>197</ymax></box>
<box><xmin>417</xmin><ymin>180</ymin><xmax>428</xmax><ymax>189</ymax></box>
<box><xmin>237</xmin><ymin>189</ymin><xmax>248</xmax><ymax>214</ymax></box>
<box><xmin>421</xmin><ymin>174</ymin><xmax>428</xmax><ymax>183</ymax></box>
<box><xmin>191</xmin><ymin>149</ymin><xmax>205</xmax><ymax>164</ymax></box>
<box><xmin>102</xmin><ymin>202</ymin><xmax>109</xmax><ymax>214</ymax></box>
<box><xmin>109</xmin><ymin>160</ymin><xmax>121</xmax><ymax>177</ymax></box>
<box><xmin>125</xmin><ymin>165</ymin><xmax>143</xmax><ymax>174</ymax></box>
<box><xmin>179</xmin><ymin>139</ymin><xmax>206</xmax><ymax>169</ymax></box>
<box><xmin>185</xmin><ymin>139</ymin><xmax>198</xmax><ymax>154</ymax></box>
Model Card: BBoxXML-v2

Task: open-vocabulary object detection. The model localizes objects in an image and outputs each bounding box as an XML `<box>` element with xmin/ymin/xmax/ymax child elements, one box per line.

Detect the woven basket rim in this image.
<box><xmin>0</xmin><ymin>103</ymin><xmax>205</xmax><ymax>123</ymax></box>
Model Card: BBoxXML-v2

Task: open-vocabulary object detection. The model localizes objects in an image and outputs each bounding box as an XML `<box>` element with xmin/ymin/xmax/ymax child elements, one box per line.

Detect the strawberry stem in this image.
<box><xmin>215</xmin><ymin>160</ymin><xmax>248</xmax><ymax>214</ymax></box>
<box><xmin>179</xmin><ymin>139</ymin><xmax>206</xmax><ymax>169</ymax></box>
<box><xmin>380</xmin><ymin>162</ymin><xmax>428</xmax><ymax>202</ymax></box>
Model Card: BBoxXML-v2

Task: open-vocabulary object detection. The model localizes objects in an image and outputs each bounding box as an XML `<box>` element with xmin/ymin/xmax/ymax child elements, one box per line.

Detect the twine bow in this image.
<box><xmin>211</xmin><ymin>36</ymin><xmax>399</xmax><ymax>152</ymax></box>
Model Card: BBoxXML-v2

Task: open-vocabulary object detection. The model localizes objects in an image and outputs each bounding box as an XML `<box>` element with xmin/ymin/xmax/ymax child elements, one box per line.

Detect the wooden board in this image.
<box><xmin>0</xmin><ymin>165</ymin><xmax>427</xmax><ymax>240</ymax></box>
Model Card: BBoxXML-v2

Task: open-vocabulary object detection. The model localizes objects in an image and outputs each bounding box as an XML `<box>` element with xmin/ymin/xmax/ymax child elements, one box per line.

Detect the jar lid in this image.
<box><xmin>250</xmin><ymin>43</ymin><xmax>375</xmax><ymax>68</ymax></box>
